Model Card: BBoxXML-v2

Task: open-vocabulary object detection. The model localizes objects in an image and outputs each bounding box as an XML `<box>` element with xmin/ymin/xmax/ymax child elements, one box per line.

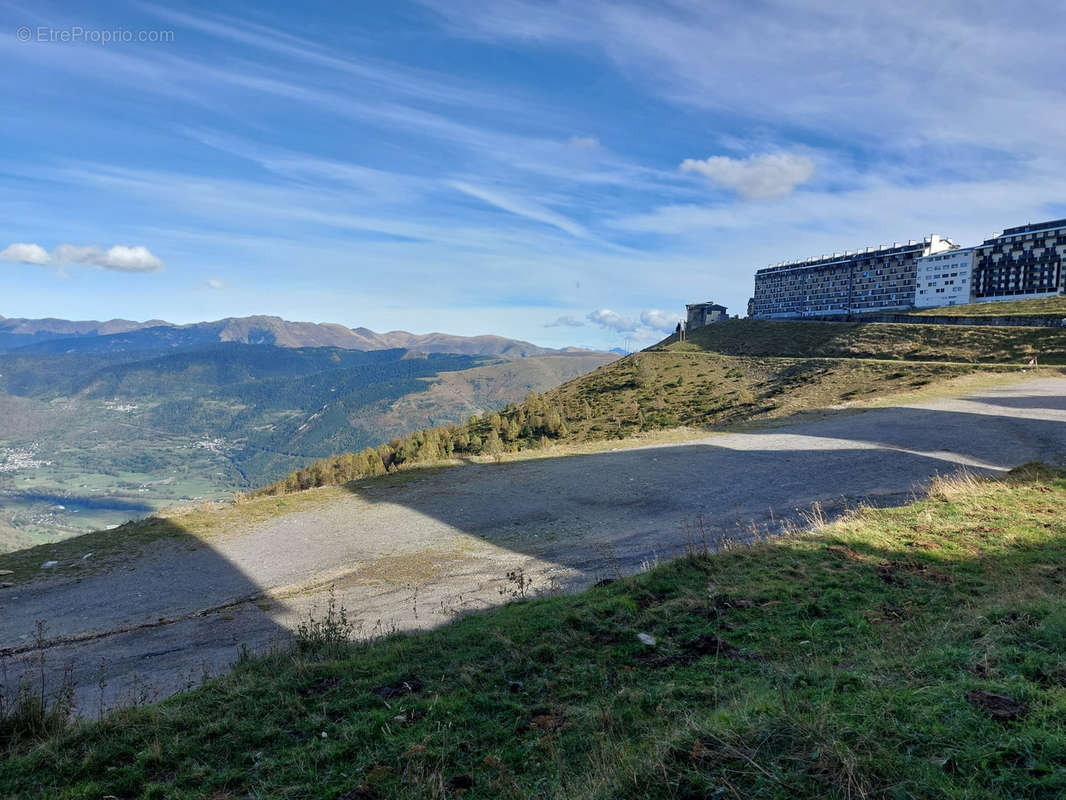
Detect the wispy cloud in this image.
<box><xmin>545</xmin><ymin>315</ymin><xmax>584</xmax><ymax>327</ymax></box>
<box><xmin>450</xmin><ymin>180</ymin><xmax>588</xmax><ymax>238</ymax></box>
<box><xmin>420</xmin><ymin>0</ymin><xmax>1066</xmax><ymax>156</ymax></box>
<box><xmin>139</xmin><ymin>4</ymin><xmax>530</xmax><ymax>113</ymax></box>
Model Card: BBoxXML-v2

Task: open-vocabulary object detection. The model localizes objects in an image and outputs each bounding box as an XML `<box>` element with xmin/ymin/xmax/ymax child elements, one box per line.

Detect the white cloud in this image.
<box><xmin>53</xmin><ymin>244</ymin><xmax>163</xmax><ymax>272</ymax></box>
<box><xmin>587</xmin><ymin>308</ymin><xmax>637</xmax><ymax>332</ymax></box>
<box><xmin>681</xmin><ymin>153</ymin><xmax>815</xmax><ymax>201</ymax></box>
<box><xmin>545</xmin><ymin>315</ymin><xmax>584</xmax><ymax>327</ymax></box>
<box><xmin>0</xmin><ymin>243</ymin><xmax>51</xmax><ymax>265</ymax></box>
<box><xmin>2</xmin><ymin>242</ymin><xmax>163</xmax><ymax>272</ymax></box>
<box><xmin>97</xmin><ymin>245</ymin><xmax>163</xmax><ymax>272</ymax></box>
<box><xmin>206</xmin><ymin>278</ymin><xmax>226</xmax><ymax>289</ymax></box>
<box><xmin>639</xmin><ymin>309</ymin><xmax>680</xmax><ymax>332</ymax></box>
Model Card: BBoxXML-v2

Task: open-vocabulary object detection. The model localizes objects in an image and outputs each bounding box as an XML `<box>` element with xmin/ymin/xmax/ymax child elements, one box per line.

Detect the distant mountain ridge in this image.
<box><xmin>0</xmin><ymin>314</ymin><xmax>593</xmax><ymax>358</ymax></box>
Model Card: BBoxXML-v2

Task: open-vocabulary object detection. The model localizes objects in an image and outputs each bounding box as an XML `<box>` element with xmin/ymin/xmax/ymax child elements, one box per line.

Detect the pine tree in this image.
<box><xmin>484</xmin><ymin>428</ymin><xmax>503</xmax><ymax>458</ymax></box>
<box><xmin>505</xmin><ymin>418</ymin><xmax>520</xmax><ymax>442</ymax></box>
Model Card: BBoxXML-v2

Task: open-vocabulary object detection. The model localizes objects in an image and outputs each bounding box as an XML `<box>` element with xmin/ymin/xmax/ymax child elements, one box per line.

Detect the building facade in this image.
<box><xmin>972</xmin><ymin>219</ymin><xmax>1066</xmax><ymax>302</ymax></box>
<box><xmin>915</xmin><ymin>248</ymin><xmax>974</xmax><ymax>307</ymax></box>
<box><xmin>686</xmin><ymin>302</ymin><xmax>728</xmax><ymax>329</ymax></box>
<box><xmin>750</xmin><ymin>234</ymin><xmax>956</xmax><ymax>318</ymax></box>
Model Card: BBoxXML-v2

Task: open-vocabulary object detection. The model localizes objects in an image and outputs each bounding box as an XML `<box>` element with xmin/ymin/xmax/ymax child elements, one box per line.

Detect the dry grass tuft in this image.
<box><xmin>927</xmin><ymin>469</ymin><xmax>984</xmax><ymax>502</ymax></box>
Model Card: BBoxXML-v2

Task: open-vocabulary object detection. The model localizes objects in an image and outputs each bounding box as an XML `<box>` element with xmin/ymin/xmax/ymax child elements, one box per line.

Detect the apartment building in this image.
<box><xmin>972</xmin><ymin>219</ymin><xmax>1066</xmax><ymax>302</ymax></box>
<box><xmin>915</xmin><ymin>248</ymin><xmax>974</xmax><ymax>307</ymax></box>
<box><xmin>750</xmin><ymin>234</ymin><xmax>956</xmax><ymax>318</ymax></box>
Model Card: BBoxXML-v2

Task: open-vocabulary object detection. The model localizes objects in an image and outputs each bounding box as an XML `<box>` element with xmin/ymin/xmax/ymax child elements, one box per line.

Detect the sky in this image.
<box><xmin>2</xmin><ymin>1</ymin><xmax>1065</xmax><ymax>350</ymax></box>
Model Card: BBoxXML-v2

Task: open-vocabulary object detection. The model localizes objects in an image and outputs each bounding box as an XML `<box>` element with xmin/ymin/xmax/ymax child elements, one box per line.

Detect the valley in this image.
<box><xmin>0</xmin><ymin>322</ymin><xmax>613</xmax><ymax>550</ymax></box>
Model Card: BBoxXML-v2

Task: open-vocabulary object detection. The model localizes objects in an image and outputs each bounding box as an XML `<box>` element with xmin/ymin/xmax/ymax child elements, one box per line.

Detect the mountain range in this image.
<box><xmin>0</xmin><ymin>314</ymin><xmax>588</xmax><ymax>358</ymax></box>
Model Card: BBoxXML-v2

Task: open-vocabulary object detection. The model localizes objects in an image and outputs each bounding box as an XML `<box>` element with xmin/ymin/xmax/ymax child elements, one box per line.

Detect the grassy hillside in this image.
<box><xmin>907</xmin><ymin>295</ymin><xmax>1066</xmax><ymax>318</ymax></box>
<box><xmin>5</xmin><ymin>464</ymin><xmax>1064</xmax><ymax>798</ymax></box>
<box><xmin>364</xmin><ymin>354</ymin><xmax>616</xmax><ymax>440</ymax></box>
<box><xmin>259</xmin><ymin>317</ymin><xmax>1063</xmax><ymax>496</ymax></box>
<box><xmin>665</xmin><ymin>318</ymin><xmax>1066</xmax><ymax>363</ymax></box>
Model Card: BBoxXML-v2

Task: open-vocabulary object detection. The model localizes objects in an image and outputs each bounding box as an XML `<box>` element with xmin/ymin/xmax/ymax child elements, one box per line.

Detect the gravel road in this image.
<box><xmin>3</xmin><ymin>376</ymin><xmax>1065</xmax><ymax>715</ymax></box>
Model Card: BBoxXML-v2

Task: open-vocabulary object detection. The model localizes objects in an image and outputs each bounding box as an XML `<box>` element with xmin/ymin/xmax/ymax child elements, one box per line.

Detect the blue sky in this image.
<box><xmin>2</xmin><ymin>0</ymin><xmax>1065</xmax><ymax>349</ymax></box>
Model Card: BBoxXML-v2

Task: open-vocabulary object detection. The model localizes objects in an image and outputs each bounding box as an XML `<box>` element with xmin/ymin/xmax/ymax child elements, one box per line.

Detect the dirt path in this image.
<box><xmin>3</xmin><ymin>377</ymin><xmax>1065</xmax><ymax>715</ymax></box>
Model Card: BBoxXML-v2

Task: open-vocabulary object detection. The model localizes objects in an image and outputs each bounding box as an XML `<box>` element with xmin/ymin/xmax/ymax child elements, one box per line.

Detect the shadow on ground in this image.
<box><xmin>0</xmin><ymin>517</ymin><xmax>291</xmax><ymax>718</ymax></box>
<box><xmin>336</xmin><ymin>393</ymin><xmax>1066</xmax><ymax>577</ymax></box>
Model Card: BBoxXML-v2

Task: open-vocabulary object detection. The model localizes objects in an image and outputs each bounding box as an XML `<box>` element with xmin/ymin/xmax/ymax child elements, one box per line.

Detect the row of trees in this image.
<box><xmin>255</xmin><ymin>392</ymin><xmax>579</xmax><ymax>496</ymax></box>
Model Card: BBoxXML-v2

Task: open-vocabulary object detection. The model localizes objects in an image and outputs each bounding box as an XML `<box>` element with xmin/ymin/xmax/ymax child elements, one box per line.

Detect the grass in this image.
<box><xmin>906</xmin><ymin>295</ymin><xmax>1066</xmax><ymax>318</ymax></box>
<box><xmin>546</xmin><ymin>351</ymin><xmax>1040</xmax><ymax>445</ymax></box>
<box><xmin>660</xmin><ymin>319</ymin><xmax>1066</xmax><ymax>363</ymax></box>
<box><xmin>4</xmin><ymin>463</ymin><xmax>1066</xmax><ymax>798</ymax></box>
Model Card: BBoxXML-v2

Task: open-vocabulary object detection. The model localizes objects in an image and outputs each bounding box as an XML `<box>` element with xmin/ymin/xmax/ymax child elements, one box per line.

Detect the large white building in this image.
<box><xmin>914</xmin><ymin>248</ymin><xmax>974</xmax><ymax>308</ymax></box>
<box><xmin>750</xmin><ymin>234</ymin><xmax>956</xmax><ymax>318</ymax></box>
<box><xmin>741</xmin><ymin>217</ymin><xmax>1066</xmax><ymax>319</ymax></box>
